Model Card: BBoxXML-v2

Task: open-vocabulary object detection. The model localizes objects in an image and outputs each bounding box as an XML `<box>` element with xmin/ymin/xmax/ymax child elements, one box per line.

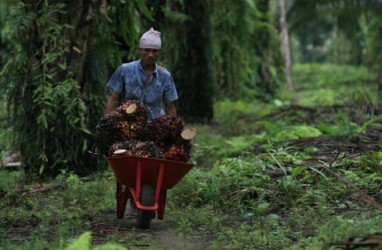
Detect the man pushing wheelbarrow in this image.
<box><xmin>96</xmin><ymin>28</ymin><xmax>196</xmax><ymax>229</ymax></box>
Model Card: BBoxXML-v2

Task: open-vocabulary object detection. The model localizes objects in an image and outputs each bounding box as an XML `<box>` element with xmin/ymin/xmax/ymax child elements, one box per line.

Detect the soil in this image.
<box><xmin>3</xmin><ymin>208</ymin><xmax>207</xmax><ymax>250</ymax></box>
<box><xmin>89</xmin><ymin>211</ymin><xmax>207</xmax><ymax>249</ymax></box>
<box><xmin>148</xmin><ymin>220</ymin><xmax>206</xmax><ymax>250</ymax></box>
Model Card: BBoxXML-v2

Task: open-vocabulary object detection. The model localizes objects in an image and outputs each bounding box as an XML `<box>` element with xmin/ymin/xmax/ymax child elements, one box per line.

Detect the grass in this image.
<box><xmin>291</xmin><ymin>63</ymin><xmax>376</xmax><ymax>88</ymax></box>
<box><xmin>169</xmin><ymin>130</ymin><xmax>382</xmax><ymax>248</ymax></box>
<box><xmin>166</xmin><ymin>63</ymin><xmax>382</xmax><ymax>249</ymax></box>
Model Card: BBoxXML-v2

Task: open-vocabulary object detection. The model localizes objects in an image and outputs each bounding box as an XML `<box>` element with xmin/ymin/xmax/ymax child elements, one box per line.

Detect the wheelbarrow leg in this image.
<box><xmin>157</xmin><ymin>190</ymin><xmax>167</xmax><ymax>220</ymax></box>
<box><xmin>116</xmin><ymin>181</ymin><xmax>129</xmax><ymax>219</ymax></box>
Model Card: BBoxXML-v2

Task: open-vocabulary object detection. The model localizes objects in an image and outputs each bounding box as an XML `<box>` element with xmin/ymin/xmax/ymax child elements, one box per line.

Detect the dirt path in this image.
<box><xmin>3</xmin><ymin>205</ymin><xmax>206</xmax><ymax>250</ymax></box>
<box><xmin>141</xmin><ymin>220</ymin><xmax>206</xmax><ymax>250</ymax></box>
<box><xmin>89</xmin><ymin>211</ymin><xmax>207</xmax><ymax>250</ymax></box>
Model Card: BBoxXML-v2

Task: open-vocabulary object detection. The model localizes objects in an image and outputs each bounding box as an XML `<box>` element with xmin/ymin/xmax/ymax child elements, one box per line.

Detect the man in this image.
<box><xmin>104</xmin><ymin>27</ymin><xmax>178</xmax><ymax>119</ymax></box>
<box><xmin>104</xmin><ymin>28</ymin><xmax>178</xmax><ymax>218</ymax></box>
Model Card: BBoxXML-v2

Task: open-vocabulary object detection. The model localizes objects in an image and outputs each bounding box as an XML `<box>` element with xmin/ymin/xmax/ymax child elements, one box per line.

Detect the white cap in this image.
<box><xmin>139</xmin><ymin>28</ymin><xmax>161</xmax><ymax>49</ymax></box>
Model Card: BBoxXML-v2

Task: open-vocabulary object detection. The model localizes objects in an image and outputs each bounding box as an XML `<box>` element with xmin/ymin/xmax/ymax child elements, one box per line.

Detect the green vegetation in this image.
<box><xmin>166</xmin><ymin>63</ymin><xmax>382</xmax><ymax>249</ymax></box>
<box><xmin>1</xmin><ymin>0</ymin><xmax>382</xmax><ymax>249</ymax></box>
<box><xmin>0</xmin><ymin>0</ymin><xmax>283</xmax><ymax>176</ymax></box>
<box><xmin>1</xmin><ymin>63</ymin><xmax>381</xmax><ymax>249</ymax></box>
<box><xmin>292</xmin><ymin>64</ymin><xmax>376</xmax><ymax>88</ymax></box>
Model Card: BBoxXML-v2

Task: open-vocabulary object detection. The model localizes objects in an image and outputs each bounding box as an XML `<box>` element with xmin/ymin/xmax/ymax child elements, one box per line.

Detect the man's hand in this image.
<box><xmin>165</xmin><ymin>102</ymin><xmax>177</xmax><ymax>117</ymax></box>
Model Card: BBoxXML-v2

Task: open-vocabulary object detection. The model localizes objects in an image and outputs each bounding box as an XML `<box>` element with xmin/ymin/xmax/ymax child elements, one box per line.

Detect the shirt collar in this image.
<box><xmin>138</xmin><ymin>59</ymin><xmax>158</xmax><ymax>75</ymax></box>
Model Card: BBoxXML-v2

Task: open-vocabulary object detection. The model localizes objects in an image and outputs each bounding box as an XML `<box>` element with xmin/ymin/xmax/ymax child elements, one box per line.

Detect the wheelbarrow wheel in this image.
<box><xmin>136</xmin><ymin>185</ymin><xmax>155</xmax><ymax>229</ymax></box>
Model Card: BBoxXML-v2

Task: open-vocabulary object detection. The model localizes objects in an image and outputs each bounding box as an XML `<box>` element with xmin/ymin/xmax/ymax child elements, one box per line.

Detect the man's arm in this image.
<box><xmin>165</xmin><ymin>102</ymin><xmax>177</xmax><ymax>117</ymax></box>
<box><xmin>104</xmin><ymin>91</ymin><xmax>121</xmax><ymax>116</ymax></box>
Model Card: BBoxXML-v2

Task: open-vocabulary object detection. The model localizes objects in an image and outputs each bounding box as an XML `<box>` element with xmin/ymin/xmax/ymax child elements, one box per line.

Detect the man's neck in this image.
<box><xmin>140</xmin><ymin>61</ymin><xmax>155</xmax><ymax>72</ymax></box>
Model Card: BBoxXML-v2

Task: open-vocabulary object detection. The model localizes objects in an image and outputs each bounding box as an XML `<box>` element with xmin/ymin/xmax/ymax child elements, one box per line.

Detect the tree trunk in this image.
<box><xmin>278</xmin><ymin>0</ymin><xmax>294</xmax><ymax>91</ymax></box>
<box><xmin>158</xmin><ymin>0</ymin><xmax>214</xmax><ymax>122</ymax></box>
<box><xmin>142</xmin><ymin>0</ymin><xmax>214</xmax><ymax>122</ymax></box>
<box><xmin>255</xmin><ymin>0</ymin><xmax>279</xmax><ymax>100</ymax></box>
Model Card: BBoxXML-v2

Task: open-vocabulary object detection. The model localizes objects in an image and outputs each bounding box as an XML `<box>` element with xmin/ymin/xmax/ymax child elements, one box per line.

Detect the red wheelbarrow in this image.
<box><xmin>105</xmin><ymin>155</ymin><xmax>193</xmax><ymax>229</ymax></box>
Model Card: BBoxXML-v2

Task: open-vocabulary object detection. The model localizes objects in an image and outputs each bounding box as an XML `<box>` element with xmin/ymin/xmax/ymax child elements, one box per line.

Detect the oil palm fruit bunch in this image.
<box><xmin>163</xmin><ymin>128</ymin><xmax>196</xmax><ymax>162</ymax></box>
<box><xmin>164</xmin><ymin>145</ymin><xmax>189</xmax><ymax>162</ymax></box>
<box><xmin>115</xmin><ymin>100</ymin><xmax>148</xmax><ymax>124</ymax></box>
<box><xmin>114</xmin><ymin>100</ymin><xmax>148</xmax><ymax>139</ymax></box>
<box><xmin>96</xmin><ymin>102</ymin><xmax>197</xmax><ymax>162</ymax></box>
<box><xmin>95</xmin><ymin>111</ymin><xmax>126</xmax><ymax>155</ymax></box>
<box><xmin>146</xmin><ymin>116</ymin><xmax>185</xmax><ymax>148</ymax></box>
<box><xmin>131</xmin><ymin>141</ymin><xmax>163</xmax><ymax>158</ymax></box>
<box><xmin>95</xmin><ymin>100</ymin><xmax>148</xmax><ymax>156</ymax></box>
<box><xmin>108</xmin><ymin>140</ymin><xmax>138</xmax><ymax>156</ymax></box>
<box><xmin>114</xmin><ymin>120</ymin><xmax>143</xmax><ymax>139</ymax></box>
<box><xmin>110</xmin><ymin>140</ymin><xmax>163</xmax><ymax>158</ymax></box>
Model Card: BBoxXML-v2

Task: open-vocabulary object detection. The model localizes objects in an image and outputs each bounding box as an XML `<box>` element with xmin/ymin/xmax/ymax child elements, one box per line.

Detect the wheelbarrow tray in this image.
<box><xmin>106</xmin><ymin>155</ymin><xmax>193</xmax><ymax>189</ymax></box>
<box><xmin>105</xmin><ymin>155</ymin><xmax>193</xmax><ymax>220</ymax></box>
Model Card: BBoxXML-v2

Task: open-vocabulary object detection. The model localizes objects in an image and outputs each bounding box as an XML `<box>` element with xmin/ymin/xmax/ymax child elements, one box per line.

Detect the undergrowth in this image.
<box><xmin>0</xmin><ymin>63</ymin><xmax>381</xmax><ymax>249</ymax></box>
<box><xmin>167</xmin><ymin>63</ymin><xmax>382</xmax><ymax>249</ymax></box>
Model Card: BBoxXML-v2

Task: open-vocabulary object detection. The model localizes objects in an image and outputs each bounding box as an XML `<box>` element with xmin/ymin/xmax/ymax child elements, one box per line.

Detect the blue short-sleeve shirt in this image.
<box><xmin>107</xmin><ymin>60</ymin><xmax>178</xmax><ymax>120</ymax></box>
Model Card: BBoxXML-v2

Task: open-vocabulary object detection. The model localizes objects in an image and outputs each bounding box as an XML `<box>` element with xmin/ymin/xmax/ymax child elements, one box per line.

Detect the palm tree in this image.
<box><xmin>0</xmin><ymin>0</ymin><xmax>152</xmax><ymax>176</ymax></box>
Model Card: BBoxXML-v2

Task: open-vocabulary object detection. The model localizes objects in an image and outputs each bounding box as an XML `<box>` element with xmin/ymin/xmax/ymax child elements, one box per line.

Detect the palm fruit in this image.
<box><xmin>164</xmin><ymin>145</ymin><xmax>189</xmax><ymax>162</ymax></box>
<box><xmin>163</xmin><ymin>128</ymin><xmax>197</xmax><ymax>162</ymax></box>
<box><xmin>115</xmin><ymin>100</ymin><xmax>148</xmax><ymax>124</ymax></box>
<box><xmin>95</xmin><ymin>100</ymin><xmax>148</xmax><ymax>155</ymax></box>
<box><xmin>131</xmin><ymin>141</ymin><xmax>164</xmax><ymax>159</ymax></box>
<box><xmin>95</xmin><ymin>100</ymin><xmax>147</xmax><ymax>156</ymax></box>
<box><xmin>109</xmin><ymin>140</ymin><xmax>163</xmax><ymax>158</ymax></box>
<box><xmin>95</xmin><ymin>101</ymin><xmax>197</xmax><ymax>163</ymax></box>
<box><xmin>108</xmin><ymin>140</ymin><xmax>138</xmax><ymax>156</ymax></box>
<box><xmin>114</xmin><ymin>100</ymin><xmax>148</xmax><ymax>140</ymax></box>
<box><xmin>146</xmin><ymin>116</ymin><xmax>185</xmax><ymax>149</ymax></box>
<box><xmin>95</xmin><ymin>111</ymin><xmax>126</xmax><ymax>155</ymax></box>
<box><xmin>115</xmin><ymin>121</ymin><xmax>143</xmax><ymax>138</ymax></box>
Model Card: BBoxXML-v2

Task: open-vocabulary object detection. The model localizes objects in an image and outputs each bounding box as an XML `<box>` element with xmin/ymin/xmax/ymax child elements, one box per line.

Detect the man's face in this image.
<box><xmin>139</xmin><ymin>48</ymin><xmax>161</xmax><ymax>65</ymax></box>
